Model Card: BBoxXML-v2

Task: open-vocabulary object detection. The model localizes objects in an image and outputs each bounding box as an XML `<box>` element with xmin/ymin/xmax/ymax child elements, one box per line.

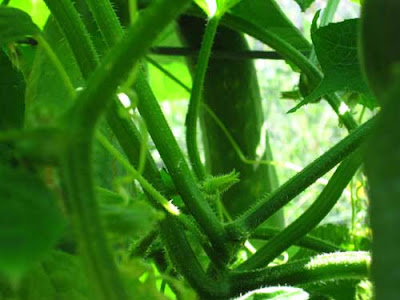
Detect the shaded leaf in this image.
<box><xmin>10</xmin><ymin>250</ymin><xmax>89</xmax><ymax>300</ymax></box>
<box><xmin>229</xmin><ymin>0</ymin><xmax>311</xmax><ymax>52</ymax></box>
<box><xmin>25</xmin><ymin>17</ymin><xmax>82</xmax><ymax>127</ymax></box>
<box><xmin>0</xmin><ymin>165</ymin><xmax>65</xmax><ymax>280</ymax></box>
<box><xmin>97</xmin><ymin>188</ymin><xmax>164</xmax><ymax>238</ymax></box>
<box><xmin>25</xmin><ymin>16</ymin><xmax>117</xmax><ymax>189</ymax></box>
<box><xmin>289</xmin><ymin>18</ymin><xmax>377</xmax><ymax>112</ymax></box>
<box><xmin>0</xmin><ymin>7</ymin><xmax>40</xmax><ymax>45</ymax></box>
<box><xmin>0</xmin><ymin>50</ymin><xmax>24</xmax><ymax>130</ymax></box>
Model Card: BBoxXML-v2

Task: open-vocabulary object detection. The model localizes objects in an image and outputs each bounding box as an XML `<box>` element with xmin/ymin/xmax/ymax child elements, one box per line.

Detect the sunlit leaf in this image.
<box><xmin>289</xmin><ymin>18</ymin><xmax>377</xmax><ymax>113</ymax></box>
<box><xmin>147</xmin><ymin>59</ymin><xmax>192</xmax><ymax>101</ymax></box>
<box><xmin>0</xmin><ymin>7</ymin><xmax>40</xmax><ymax>45</ymax></box>
<box><xmin>9</xmin><ymin>0</ymin><xmax>50</xmax><ymax>29</ymax></box>
<box><xmin>0</xmin><ymin>165</ymin><xmax>65</xmax><ymax>280</ymax></box>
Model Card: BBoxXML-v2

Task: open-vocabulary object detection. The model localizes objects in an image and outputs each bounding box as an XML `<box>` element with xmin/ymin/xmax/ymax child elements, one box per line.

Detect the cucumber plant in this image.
<box><xmin>0</xmin><ymin>0</ymin><xmax>393</xmax><ymax>299</ymax></box>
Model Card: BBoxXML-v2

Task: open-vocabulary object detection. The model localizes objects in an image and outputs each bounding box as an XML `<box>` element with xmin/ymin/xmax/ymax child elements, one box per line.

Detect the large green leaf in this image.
<box><xmin>0</xmin><ymin>7</ymin><xmax>40</xmax><ymax>45</ymax></box>
<box><xmin>96</xmin><ymin>188</ymin><xmax>164</xmax><ymax>239</ymax></box>
<box><xmin>25</xmin><ymin>17</ymin><xmax>82</xmax><ymax>127</ymax></box>
<box><xmin>0</xmin><ymin>250</ymin><xmax>89</xmax><ymax>300</ymax></box>
<box><xmin>228</xmin><ymin>0</ymin><xmax>311</xmax><ymax>52</ymax></box>
<box><xmin>0</xmin><ymin>165</ymin><xmax>64</xmax><ymax>280</ymax></box>
<box><xmin>289</xmin><ymin>18</ymin><xmax>376</xmax><ymax>112</ymax></box>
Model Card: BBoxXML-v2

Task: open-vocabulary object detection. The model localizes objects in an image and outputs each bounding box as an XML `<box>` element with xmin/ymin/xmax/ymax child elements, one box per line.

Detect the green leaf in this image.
<box><xmin>229</xmin><ymin>0</ymin><xmax>311</xmax><ymax>52</ymax></box>
<box><xmin>236</xmin><ymin>286</ymin><xmax>309</xmax><ymax>299</ymax></box>
<box><xmin>0</xmin><ymin>165</ymin><xmax>65</xmax><ymax>280</ymax></box>
<box><xmin>147</xmin><ymin>58</ymin><xmax>192</xmax><ymax>101</ymax></box>
<box><xmin>97</xmin><ymin>188</ymin><xmax>164</xmax><ymax>238</ymax></box>
<box><xmin>14</xmin><ymin>250</ymin><xmax>89</xmax><ymax>300</ymax></box>
<box><xmin>0</xmin><ymin>7</ymin><xmax>40</xmax><ymax>45</ymax></box>
<box><xmin>289</xmin><ymin>18</ymin><xmax>376</xmax><ymax>113</ymax></box>
<box><xmin>294</xmin><ymin>0</ymin><xmax>315</xmax><ymax>12</ymax></box>
<box><xmin>0</xmin><ymin>50</ymin><xmax>25</xmax><ymax>130</ymax></box>
<box><xmin>25</xmin><ymin>17</ymin><xmax>82</xmax><ymax>127</ymax></box>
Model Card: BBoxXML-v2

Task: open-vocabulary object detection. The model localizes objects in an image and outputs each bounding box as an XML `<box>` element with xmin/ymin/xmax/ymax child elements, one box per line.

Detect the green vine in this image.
<box><xmin>185</xmin><ymin>16</ymin><xmax>220</xmax><ymax>180</ymax></box>
<box><xmin>226</xmin><ymin>117</ymin><xmax>375</xmax><ymax>240</ymax></box>
<box><xmin>238</xmin><ymin>151</ymin><xmax>362</xmax><ymax>270</ymax></box>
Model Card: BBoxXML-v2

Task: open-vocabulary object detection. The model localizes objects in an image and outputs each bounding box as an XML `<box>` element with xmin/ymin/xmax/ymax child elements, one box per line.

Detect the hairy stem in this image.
<box><xmin>238</xmin><ymin>152</ymin><xmax>362</xmax><ymax>270</ymax></box>
<box><xmin>61</xmin><ymin>136</ymin><xmax>129</xmax><ymax>300</ymax></box>
<box><xmin>251</xmin><ymin>227</ymin><xmax>341</xmax><ymax>253</ymax></box>
<box><xmin>84</xmin><ymin>0</ymin><xmax>228</xmax><ymax>256</ymax></box>
<box><xmin>64</xmin><ymin>0</ymin><xmax>191</xmax><ymax>129</ymax></box>
<box><xmin>161</xmin><ymin>216</ymin><xmax>230</xmax><ymax>298</ymax></box>
<box><xmin>43</xmin><ymin>0</ymin><xmax>191</xmax><ymax>298</ymax></box>
<box><xmin>135</xmin><ymin>72</ymin><xmax>229</xmax><ymax>256</ymax></box>
<box><xmin>226</xmin><ymin>117</ymin><xmax>375</xmax><ymax>240</ymax></box>
<box><xmin>229</xmin><ymin>251</ymin><xmax>370</xmax><ymax>297</ymax></box>
<box><xmin>43</xmin><ymin>0</ymin><xmax>98</xmax><ymax>79</ymax></box>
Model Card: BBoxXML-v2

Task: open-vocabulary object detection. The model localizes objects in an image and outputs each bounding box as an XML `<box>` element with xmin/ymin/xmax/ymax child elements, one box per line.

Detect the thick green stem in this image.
<box><xmin>229</xmin><ymin>251</ymin><xmax>370</xmax><ymax>297</ymax></box>
<box><xmin>135</xmin><ymin>73</ymin><xmax>229</xmax><ymax>256</ymax></box>
<box><xmin>226</xmin><ymin>117</ymin><xmax>375</xmax><ymax>240</ymax></box>
<box><xmin>85</xmin><ymin>0</ymin><xmax>124</xmax><ymax>47</ymax></box>
<box><xmin>43</xmin><ymin>0</ymin><xmax>191</xmax><ymax>298</ymax></box>
<box><xmin>161</xmin><ymin>216</ymin><xmax>230</xmax><ymax>298</ymax></box>
<box><xmin>186</xmin><ymin>16</ymin><xmax>219</xmax><ymax>180</ymax></box>
<box><xmin>46</xmin><ymin>0</ymin><xmax>162</xmax><ymax>188</ymax></box>
<box><xmin>84</xmin><ymin>0</ymin><xmax>227</xmax><ymax>256</ymax></box>
<box><xmin>43</xmin><ymin>0</ymin><xmax>98</xmax><ymax>79</ymax></box>
<box><xmin>61</xmin><ymin>135</ymin><xmax>129</xmax><ymax>300</ymax></box>
<box><xmin>64</xmin><ymin>0</ymin><xmax>190</xmax><ymax>129</ymax></box>
<box><xmin>251</xmin><ymin>227</ymin><xmax>341</xmax><ymax>253</ymax></box>
<box><xmin>238</xmin><ymin>152</ymin><xmax>362</xmax><ymax>270</ymax></box>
